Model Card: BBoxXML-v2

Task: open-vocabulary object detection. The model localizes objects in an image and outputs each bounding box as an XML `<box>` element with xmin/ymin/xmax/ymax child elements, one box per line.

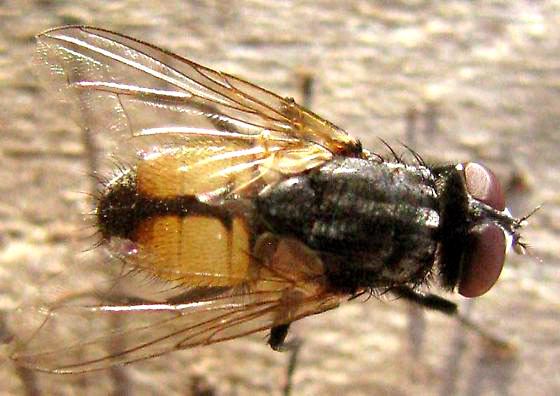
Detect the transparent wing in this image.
<box><xmin>9</xmin><ymin>237</ymin><xmax>343</xmax><ymax>373</ymax></box>
<box><xmin>34</xmin><ymin>25</ymin><xmax>363</xmax><ymax>182</ymax></box>
<box><xmin>15</xmin><ymin>26</ymin><xmax>355</xmax><ymax>373</ymax></box>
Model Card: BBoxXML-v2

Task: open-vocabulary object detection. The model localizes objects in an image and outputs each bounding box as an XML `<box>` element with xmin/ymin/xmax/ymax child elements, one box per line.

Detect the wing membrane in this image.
<box><xmin>10</xmin><ymin>238</ymin><xmax>343</xmax><ymax>373</ymax></box>
<box><xmin>15</xmin><ymin>26</ymin><xmax>360</xmax><ymax>372</ymax></box>
<box><xmin>34</xmin><ymin>26</ymin><xmax>362</xmax><ymax>174</ymax></box>
<box><xmin>10</xmin><ymin>291</ymin><xmax>283</xmax><ymax>372</ymax></box>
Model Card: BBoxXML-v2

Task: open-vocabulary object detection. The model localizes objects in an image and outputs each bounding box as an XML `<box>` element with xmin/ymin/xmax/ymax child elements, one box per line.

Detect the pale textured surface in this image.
<box><xmin>0</xmin><ymin>1</ymin><xmax>558</xmax><ymax>395</ymax></box>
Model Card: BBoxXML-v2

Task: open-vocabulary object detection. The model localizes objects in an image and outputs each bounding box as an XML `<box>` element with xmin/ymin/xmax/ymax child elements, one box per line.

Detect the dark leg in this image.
<box><xmin>269</xmin><ymin>323</ymin><xmax>304</xmax><ymax>396</ymax></box>
<box><xmin>282</xmin><ymin>335</ymin><xmax>303</xmax><ymax>396</ymax></box>
<box><xmin>268</xmin><ymin>323</ymin><xmax>291</xmax><ymax>351</ymax></box>
<box><xmin>268</xmin><ymin>322</ymin><xmax>304</xmax><ymax>353</ymax></box>
<box><xmin>297</xmin><ymin>70</ymin><xmax>314</xmax><ymax>108</ymax></box>
<box><xmin>392</xmin><ymin>286</ymin><xmax>457</xmax><ymax>315</ymax></box>
<box><xmin>393</xmin><ymin>286</ymin><xmax>515</xmax><ymax>355</ymax></box>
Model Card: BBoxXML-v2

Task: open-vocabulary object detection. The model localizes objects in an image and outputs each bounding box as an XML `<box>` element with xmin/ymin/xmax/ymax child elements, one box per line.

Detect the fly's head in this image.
<box><xmin>435</xmin><ymin>162</ymin><xmax>530</xmax><ymax>298</ymax></box>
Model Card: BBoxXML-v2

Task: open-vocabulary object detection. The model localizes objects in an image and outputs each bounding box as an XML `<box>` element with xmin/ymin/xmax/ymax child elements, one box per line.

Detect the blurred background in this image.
<box><xmin>0</xmin><ymin>1</ymin><xmax>558</xmax><ymax>395</ymax></box>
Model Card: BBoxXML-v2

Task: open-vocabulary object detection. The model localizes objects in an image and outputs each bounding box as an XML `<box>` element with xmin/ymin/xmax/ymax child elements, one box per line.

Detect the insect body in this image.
<box><xmin>10</xmin><ymin>26</ymin><xmax>527</xmax><ymax>373</ymax></box>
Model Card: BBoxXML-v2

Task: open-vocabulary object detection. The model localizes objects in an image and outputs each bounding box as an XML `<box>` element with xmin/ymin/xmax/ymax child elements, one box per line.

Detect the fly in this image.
<box><xmin>9</xmin><ymin>26</ymin><xmax>529</xmax><ymax>373</ymax></box>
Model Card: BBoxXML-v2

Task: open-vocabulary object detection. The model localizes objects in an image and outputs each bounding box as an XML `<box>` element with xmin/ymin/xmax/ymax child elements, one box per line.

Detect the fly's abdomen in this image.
<box><xmin>96</xmin><ymin>146</ymin><xmax>255</xmax><ymax>288</ymax></box>
<box><xmin>256</xmin><ymin>157</ymin><xmax>441</xmax><ymax>288</ymax></box>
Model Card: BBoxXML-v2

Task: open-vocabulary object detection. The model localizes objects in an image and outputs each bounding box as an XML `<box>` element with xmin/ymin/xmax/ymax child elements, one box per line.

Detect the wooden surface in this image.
<box><xmin>0</xmin><ymin>1</ymin><xmax>558</xmax><ymax>395</ymax></box>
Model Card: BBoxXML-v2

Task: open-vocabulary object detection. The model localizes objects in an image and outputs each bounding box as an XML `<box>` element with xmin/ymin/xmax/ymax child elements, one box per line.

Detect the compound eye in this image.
<box><xmin>459</xmin><ymin>224</ymin><xmax>506</xmax><ymax>297</ymax></box>
<box><xmin>459</xmin><ymin>162</ymin><xmax>507</xmax><ymax>297</ymax></box>
<box><xmin>463</xmin><ymin>162</ymin><xmax>505</xmax><ymax>211</ymax></box>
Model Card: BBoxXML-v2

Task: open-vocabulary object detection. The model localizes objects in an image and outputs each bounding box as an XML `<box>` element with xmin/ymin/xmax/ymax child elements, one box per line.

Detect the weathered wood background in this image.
<box><xmin>1</xmin><ymin>1</ymin><xmax>558</xmax><ymax>395</ymax></box>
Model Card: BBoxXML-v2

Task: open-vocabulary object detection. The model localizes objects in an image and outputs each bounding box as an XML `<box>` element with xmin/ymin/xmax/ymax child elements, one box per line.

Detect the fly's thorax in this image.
<box><xmin>256</xmin><ymin>157</ymin><xmax>442</xmax><ymax>293</ymax></box>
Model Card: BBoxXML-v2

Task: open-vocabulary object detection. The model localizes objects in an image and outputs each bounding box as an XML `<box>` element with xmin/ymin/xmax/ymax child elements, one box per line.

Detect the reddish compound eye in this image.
<box><xmin>459</xmin><ymin>163</ymin><xmax>507</xmax><ymax>297</ymax></box>
<box><xmin>464</xmin><ymin>162</ymin><xmax>505</xmax><ymax>211</ymax></box>
<box><xmin>459</xmin><ymin>224</ymin><xmax>506</xmax><ymax>297</ymax></box>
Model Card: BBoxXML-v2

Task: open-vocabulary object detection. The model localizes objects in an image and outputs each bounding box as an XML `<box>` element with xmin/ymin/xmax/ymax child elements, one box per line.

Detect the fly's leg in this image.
<box><xmin>268</xmin><ymin>323</ymin><xmax>303</xmax><ymax>353</ymax></box>
<box><xmin>392</xmin><ymin>286</ymin><xmax>458</xmax><ymax>314</ymax></box>
<box><xmin>268</xmin><ymin>323</ymin><xmax>291</xmax><ymax>351</ymax></box>
<box><xmin>296</xmin><ymin>69</ymin><xmax>314</xmax><ymax>108</ymax></box>
<box><xmin>282</xmin><ymin>332</ymin><xmax>303</xmax><ymax>396</ymax></box>
<box><xmin>393</xmin><ymin>286</ymin><xmax>516</xmax><ymax>355</ymax></box>
<box><xmin>268</xmin><ymin>323</ymin><xmax>303</xmax><ymax>396</ymax></box>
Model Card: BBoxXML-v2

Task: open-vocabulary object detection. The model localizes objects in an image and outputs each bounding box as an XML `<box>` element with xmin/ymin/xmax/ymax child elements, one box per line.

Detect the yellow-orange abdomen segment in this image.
<box><xmin>136</xmin><ymin>140</ymin><xmax>256</xmax><ymax>198</ymax></box>
<box><xmin>135</xmin><ymin>214</ymin><xmax>251</xmax><ymax>287</ymax></box>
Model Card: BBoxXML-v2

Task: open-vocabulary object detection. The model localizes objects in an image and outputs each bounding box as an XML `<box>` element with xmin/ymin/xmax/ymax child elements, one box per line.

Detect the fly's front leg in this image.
<box><xmin>393</xmin><ymin>286</ymin><xmax>515</xmax><ymax>355</ymax></box>
<box><xmin>392</xmin><ymin>286</ymin><xmax>457</xmax><ymax>315</ymax></box>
